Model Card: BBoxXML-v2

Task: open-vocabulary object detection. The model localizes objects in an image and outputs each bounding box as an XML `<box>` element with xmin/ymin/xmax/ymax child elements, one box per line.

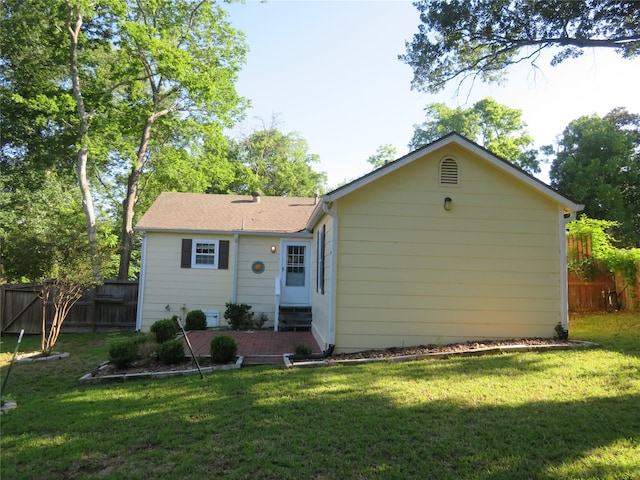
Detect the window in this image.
<box><xmin>286</xmin><ymin>245</ymin><xmax>306</xmax><ymax>286</ymax></box>
<box><xmin>316</xmin><ymin>224</ymin><xmax>325</xmax><ymax>294</ymax></box>
<box><xmin>440</xmin><ymin>158</ymin><xmax>459</xmax><ymax>185</ymax></box>
<box><xmin>181</xmin><ymin>239</ymin><xmax>229</xmax><ymax>269</ymax></box>
<box><xmin>193</xmin><ymin>240</ymin><xmax>218</xmax><ymax>268</ymax></box>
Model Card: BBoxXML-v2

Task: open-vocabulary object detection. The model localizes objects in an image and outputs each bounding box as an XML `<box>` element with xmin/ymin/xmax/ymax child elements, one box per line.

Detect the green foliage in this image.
<box><xmin>294</xmin><ymin>343</ymin><xmax>312</xmax><ymax>356</ymax></box>
<box><xmin>0</xmin><ymin>171</ymin><xmax>107</xmax><ymax>283</ymax></box>
<box><xmin>150</xmin><ymin>318</ymin><xmax>178</xmax><ymax>344</ymax></box>
<box><xmin>185</xmin><ymin>309</ymin><xmax>207</xmax><ymax>331</ymax></box>
<box><xmin>1</xmin><ymin>0</ymin><xmax>249</xmax><ymax>281</ymax></box>
<box><xmin>554</xmin><ymin>323</ymin><xmax>568</xmax><ymax>341</ymax></box>
<box><xmin>550</xmin><ymin>108</ymin><xmax>640</xmax><ymax>247</ymax></box>
<box><xmin>401</xmin><ymin>0</ymin><xmax>640</xmax><ymax>93</ymax></box>
<box><xmin>156</xmin><ymin>338</ymin><xmax>185</xmax><ymax>365</ymax></box>
<box><xmin>410</xmin><ymin>98</ymin><xmax>539</xmax><ymax>173</ymax></box>
<box><xmin>224</xmin><ymin>302</ymin><xmax>255</xmax><ymax>330</ymax></box>
<box><xmin>256</xmin><ymin>312</ymin><xmax>269</xmax><ymax>329</ymax></box>
<box><xmin>567</xmin><ymin>215</ymin><xmax>640</xmax><ymax>287</ymax></box>
<box><xmin>108</xmin><ymin>337</ymin><xmax>138</xmax><ymax>369</ymax></box>
<box><xmin>224</xmin><ymin>121</ymin><xmax>327</xmax><ymax>196</ymax></box>
<box><xmin>210</xmin><ymin>335</ymin><xmax>238</xmax><ymax>364</ymax></box>
<box><xmin>367</xmin><ymin>144</ymin><xmax>398</xmax><ymax>169</ymax></box>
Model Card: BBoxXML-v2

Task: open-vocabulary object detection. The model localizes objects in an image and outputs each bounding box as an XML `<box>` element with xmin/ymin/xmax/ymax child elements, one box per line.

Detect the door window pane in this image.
<box><xmin>286</xmin><ymin>245</ymin><xmax>305</xmax><ymax>286</ymax></box>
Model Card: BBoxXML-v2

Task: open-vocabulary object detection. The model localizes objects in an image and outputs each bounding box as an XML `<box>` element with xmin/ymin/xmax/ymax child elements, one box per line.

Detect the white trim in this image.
<box><xmin>322</xmin><ymin>201</ymin><xmax>338</xmax><ymax>348</ymax></box>
<box><xmin>135</xmin><ymin>234</ymin><xmax>147</xmax><ymax>332</ymax></box>
<box><xmin>191</xmin><ymin>239</ymin><xmax>219</xmax><ymax>269</ymax></box>
<box><xmin>279</xmin><ymin>240</ymin><xmax>312</xmax><ymax>306</ymax></box>
<box><xmin>232</xmin><ymin>234</ymin><xmax>239</xmax><ymax>303</ymax></box>
<box><xmin>560</xmin><ymin>209</ymin><xmax>578</xmax><ymax>331</ymax></box>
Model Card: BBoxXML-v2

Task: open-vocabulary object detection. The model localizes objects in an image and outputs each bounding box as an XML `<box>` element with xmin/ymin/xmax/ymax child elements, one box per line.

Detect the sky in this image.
<box><xmin>223</xmin><ymin>0</ymin><xmax>640</xmax><ymax>189</ymax></box>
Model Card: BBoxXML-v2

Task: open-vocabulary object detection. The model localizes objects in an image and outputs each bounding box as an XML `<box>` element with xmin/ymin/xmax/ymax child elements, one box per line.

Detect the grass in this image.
<box><xmin>1</xmin><ymin>313</ymin><xmax>639</xmax><ymax>479</ymax></box>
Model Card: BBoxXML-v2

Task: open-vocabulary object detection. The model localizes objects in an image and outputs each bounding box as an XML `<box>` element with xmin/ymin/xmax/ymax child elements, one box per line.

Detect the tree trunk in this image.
<box><xmin>67</xmin><ymin>3</ymin><xmax>100</xmax><ymax>281</ymax></box>
<box><xmin>118</xmin><ymin>114</ymin><xmax>155</xmax><ymax>279</ymax></box>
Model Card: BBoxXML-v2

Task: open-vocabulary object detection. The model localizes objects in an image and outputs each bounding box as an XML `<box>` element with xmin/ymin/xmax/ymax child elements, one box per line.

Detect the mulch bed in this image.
<box><xmin>327</xmin><ymin>338</ymin><xmax>576</xmax><ymax>360</ymax></box>
<box><xmin>89</xmin><ymin>338</ymin><xmax>582</xmax><ymax>378</ymax></box>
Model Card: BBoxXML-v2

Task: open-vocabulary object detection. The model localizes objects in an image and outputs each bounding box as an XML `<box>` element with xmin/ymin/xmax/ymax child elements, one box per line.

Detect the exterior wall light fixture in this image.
<box><xmin>271</xmin><ymin>245</ymin><xmax>277</xmax><ymax>253</ymax></box>
<box><xmin>444</xmin><ymin>197</ymin><xmax>452</xmax><ymax>211</ymax></box>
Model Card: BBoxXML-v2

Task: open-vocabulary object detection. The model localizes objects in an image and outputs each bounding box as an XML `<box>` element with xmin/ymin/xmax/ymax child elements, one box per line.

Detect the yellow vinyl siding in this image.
<box><xmin>333</xmin><ymin>146</ymin><xmax>562</xmax><ymax>353</ymax></box>
<box><xmin>236</xmin><ymin>235</ymin><xmax>281</xmax><ymax>326</ymax></box>
<box><xmin>140</xmin><ymin>232</ymin><xmax>233</xmax><ymax>331</ymax></box>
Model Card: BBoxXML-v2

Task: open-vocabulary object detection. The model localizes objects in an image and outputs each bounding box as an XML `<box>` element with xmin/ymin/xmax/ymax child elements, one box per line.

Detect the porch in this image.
<box><xmin>183</xmin><ymin>329</ymin><xmax>321</xmax><ymax>365</ymax></box>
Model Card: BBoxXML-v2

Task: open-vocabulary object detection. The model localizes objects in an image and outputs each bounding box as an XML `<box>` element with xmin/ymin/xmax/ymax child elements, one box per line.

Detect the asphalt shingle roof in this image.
<box><xmin>135</xmin><ymin>192</ymin><xmax>317</xmax><ymax>233</ymax></box>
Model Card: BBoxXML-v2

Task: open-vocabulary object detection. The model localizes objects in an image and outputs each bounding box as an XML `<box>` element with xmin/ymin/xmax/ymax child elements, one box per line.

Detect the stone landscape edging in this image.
<box><xmin>79</xmin><ymin>356</ymin><xmax>244</xmax><ymax>384</ymax></box>
<box><xmin>283</xmin><ymin>340</ymin><xmax>599</xmax><ymax>368</ymax></box>
<box><xmin>16</xmin><ymin>352</ymin><xmax>70</xmax><ymax>363</ymax></box>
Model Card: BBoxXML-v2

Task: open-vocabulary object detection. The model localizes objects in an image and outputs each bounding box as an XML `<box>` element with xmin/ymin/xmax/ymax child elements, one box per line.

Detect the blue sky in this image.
<box><xmin>224</xmin><ymin>0</ymin><xmax>640</xmax><ymax>189</ymax></box>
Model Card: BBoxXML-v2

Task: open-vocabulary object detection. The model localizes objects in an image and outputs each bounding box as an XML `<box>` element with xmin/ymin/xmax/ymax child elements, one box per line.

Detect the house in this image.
<box><xmin>135</xmin><ymin>133</ymin><xmax>583</xmax><ymax>353</ymax></box>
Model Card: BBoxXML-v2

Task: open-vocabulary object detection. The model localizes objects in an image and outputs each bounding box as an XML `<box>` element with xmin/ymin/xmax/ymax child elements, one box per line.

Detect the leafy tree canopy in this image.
<box><xmin>0</xmin><ymin>172</ymin><xmax>117</xmax><ymax>283</ymax></box>
<box><xmin>548</xmin><ymin>107</ymin><xmax>640</xmax><ymax>247</ymax></box>
<box><xmin>411</xmin><ymin>97</ymin><xmax>539</xmax><ymax>173</ymax></box>
<box><xmin>224</xmin><ymin>123</ymin><xmax>327</xmax><ymax>197</ymax></box>
<box><xmin>401</xmin><ymin>0</ymin><xmax>640</xmax><ymax>93</ymax></box>
<box><xmin>367</xmin><ymin>144</ymin><xmax>398</xmax><ymax>170</ymax></box>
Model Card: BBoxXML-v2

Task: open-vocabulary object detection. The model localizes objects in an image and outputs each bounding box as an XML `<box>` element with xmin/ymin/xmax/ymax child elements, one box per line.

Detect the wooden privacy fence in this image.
<box><xmin>568</xmin><ymin>265</ymin><xmax>640</xmax><ymax>312</ymax></box>
<box><xmin>0</xmin><ymin>281</ymin><xmax>138</xmax><ymax>334</ymax></box>
<box><xmin>567</xmin><ymin>233</ymin><xmax>640</xmax><ymax>312</ymax></box>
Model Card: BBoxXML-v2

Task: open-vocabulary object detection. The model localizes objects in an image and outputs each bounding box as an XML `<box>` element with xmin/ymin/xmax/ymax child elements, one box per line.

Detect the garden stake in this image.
<box><xmin>1</xmin><ymin>329</ymin><xmax>24</xmax><ymax>398</ymax></box>
<box><xmin>176</xmin><ymin>318</ymin><xmax>204</xmax><ymax>379</ymax></box>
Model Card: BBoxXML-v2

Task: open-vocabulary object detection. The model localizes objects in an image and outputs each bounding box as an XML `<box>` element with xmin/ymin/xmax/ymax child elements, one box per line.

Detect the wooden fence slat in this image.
<box><xmin>1</xmin><ymin>281</ymin><xmax>138</xmax><ymax>334</ymax></box>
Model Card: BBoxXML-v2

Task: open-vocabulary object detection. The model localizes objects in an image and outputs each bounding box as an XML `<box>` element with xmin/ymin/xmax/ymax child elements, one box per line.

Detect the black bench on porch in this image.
<box><xmin>279</xmin><ymin>306</ymin><xmax>312</xmax><ymax>331</ymax></box>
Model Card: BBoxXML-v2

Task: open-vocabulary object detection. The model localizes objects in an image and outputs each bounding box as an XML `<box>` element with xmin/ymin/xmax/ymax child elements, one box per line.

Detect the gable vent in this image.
<box><xmin>440</xmin><ymin>158</ymin><xmax>459</xmax><ymax>185</ymax></box>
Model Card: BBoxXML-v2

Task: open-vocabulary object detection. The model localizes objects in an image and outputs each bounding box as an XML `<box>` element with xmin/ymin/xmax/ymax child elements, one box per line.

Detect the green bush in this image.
<box><xmin>224</xmin><ymin>302</ymin><xmax>255</xmax><ymax>330</ymax></box>
<box><xmin>150</xmin><ymin>318</ymin><xmax>178</xmax><ymax>343</ymax></box>
<box><xmin>108</xmin><ymin>337</ymin><xmax>138</xmax><ymax>369</ymax></box>
<box><xmin>294</xmin><ymin>343</ymin><xmax>312</xmax><ymax>356</ymax></box>
<box><xmin>185</xmin><ymin>309</ymin><xmax>207</xmax><ymax>330</ymax></box>
<box><xmin>157</xmin><ymin>338</ymin><xmax>185</xmax><ymax>365</ymax></box>
<box><xmin>210</xmin><ymin>335</ymin><xmax>238</xmax><ymax>364</ymax></box>
<box><xmin>256</xmin><ymin>312</ymin><xmax>269</xmax><ymax>329</ymax></box>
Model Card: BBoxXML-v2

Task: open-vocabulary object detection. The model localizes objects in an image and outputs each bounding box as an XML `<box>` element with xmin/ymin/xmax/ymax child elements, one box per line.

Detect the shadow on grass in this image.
<box><xmin>2</xmin><ymin>358</ymin><xmax>639</xmax><ymax>480</ymax></box>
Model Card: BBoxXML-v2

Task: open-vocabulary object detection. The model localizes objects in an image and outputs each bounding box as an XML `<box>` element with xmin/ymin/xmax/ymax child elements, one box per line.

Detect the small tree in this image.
<box><xmin>39</xmin><ymin>279</ymin><xmax>84</xmax><ymax>356</ymax></box>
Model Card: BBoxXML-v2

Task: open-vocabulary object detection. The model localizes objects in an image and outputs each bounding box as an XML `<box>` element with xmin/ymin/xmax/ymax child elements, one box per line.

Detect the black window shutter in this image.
<box><xmin>218</xmin><ymin>240</ymin><xmax>230</xmax><ymax>269</ymax></box>
<box><xmin>181</xmin><ymin>239</ymin><xmax>192</xmax><ymax>268</ymax></box>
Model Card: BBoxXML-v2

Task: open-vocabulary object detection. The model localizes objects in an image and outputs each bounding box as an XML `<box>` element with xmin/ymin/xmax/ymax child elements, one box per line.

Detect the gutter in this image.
<box><xmin>135</xmin><ymin>233</ymin><xmax>148</xmax><ymax>331</ymax></box>
<box><xmin>559</xmin><ymin>206</ymin><xmax>584</xmax><ymax>332</ymax></box>
<box><xmin>322</xmin><ymin>201</ymin><xmax>338</xmax><ymax>347</ymax></box>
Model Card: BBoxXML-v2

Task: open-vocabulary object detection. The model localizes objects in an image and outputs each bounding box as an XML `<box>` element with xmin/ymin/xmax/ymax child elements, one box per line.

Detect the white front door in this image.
<box><xmin>280</xmin><ymin>241</ymin><xmax>311</xmax><ymax>305</ymax></box>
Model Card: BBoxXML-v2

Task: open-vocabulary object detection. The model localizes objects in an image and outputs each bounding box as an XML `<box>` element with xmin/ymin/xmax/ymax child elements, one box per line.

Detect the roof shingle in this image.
<box><xmin>135</xmin><ymin>192</ymin><xmax>317</xmax><ymax>233</ymax></box>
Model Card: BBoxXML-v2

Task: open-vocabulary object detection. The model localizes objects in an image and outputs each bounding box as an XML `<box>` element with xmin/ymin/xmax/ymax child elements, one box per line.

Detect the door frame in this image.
<box><xmin>279</xmin><ymin>240</ymin><xmax>312</xmax><ymax>306</ymax></box>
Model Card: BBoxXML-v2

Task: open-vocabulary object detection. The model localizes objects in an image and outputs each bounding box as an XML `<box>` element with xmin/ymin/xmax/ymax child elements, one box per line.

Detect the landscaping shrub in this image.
<box><xmin>185</xmin><ymin>309</ymin><xmax>207</xmax><ymax>330</ymax></box>
<box><xmin>150</xmin><ymin>318</ymin><xmax>178</xmax><ymax>343</ymax></box>
<box><xmin>157</xmin><ymin>338</ymin><xmax>185</xmax><ymax>365</ymax></box>
<box><xmin>210</xmin><ymin>335</ymin><xmax>238</xmax><ymax>364</ymax></box>
<box><xmin>294</xmin><ymin>343</ymin><xmax>312</xmax><ymax>356</ymax></box>
<box><xmin>256</xmin><ymin>312</ymin><xmax>269</xmax><ymax>329</ymax></box>
<box><xmin>224</xmin><ymin>302</ymin><xmax>255</xmax><ymax>330</ymax></box>
<box><xmin>108</xmin><ymin>337</ymin><xmax>138</xmax><ymax>369</ymax></box>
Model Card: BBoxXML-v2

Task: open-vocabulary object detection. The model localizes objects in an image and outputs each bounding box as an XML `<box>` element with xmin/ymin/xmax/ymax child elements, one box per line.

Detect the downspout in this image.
<box><xmin>135</xmin><ymin>233</ymin><xmax>147</xmax><ymax>331</ymax></box>
<box><xmin>322</xmin><ymin>201</ymin><xmax>338</xmax><ymax>348</ymax></box>
<box><xmin>559</xmin><ymin>209</ymin><xmax>578</xmax><ymax>333</ymax></box>
<box><xmin>232</xmin><ymin>233</ymin><xmax>239</xmax><ymax>303</ymax></box>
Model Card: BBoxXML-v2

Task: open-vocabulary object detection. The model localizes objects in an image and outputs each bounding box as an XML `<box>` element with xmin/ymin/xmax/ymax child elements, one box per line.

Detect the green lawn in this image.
<box><xmin>1</xmin><ymin>313</ymin><xmax>639</xmax><ymax>479</ymax></box>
